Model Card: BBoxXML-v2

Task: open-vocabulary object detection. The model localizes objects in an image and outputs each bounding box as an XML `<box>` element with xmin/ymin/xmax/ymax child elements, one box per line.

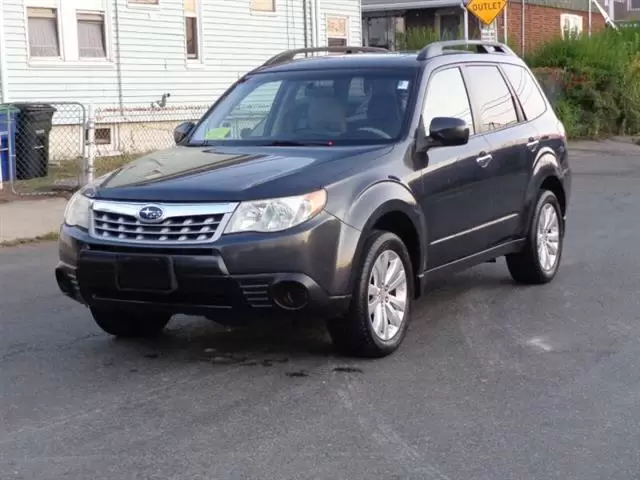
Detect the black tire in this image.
<box><xmin>90</xmin><ymin>307</ymin><xmax>171</xmax><ymax>338</ymax></box>
<box><xmin>327</xmin><ymin>230</ymin><xmax>414</xmax><ymax>358</ymax></box>
<box><xmin>506</xmin><ymin>189</ymin><xmax>564</xmax><ymax>285</ymax></box>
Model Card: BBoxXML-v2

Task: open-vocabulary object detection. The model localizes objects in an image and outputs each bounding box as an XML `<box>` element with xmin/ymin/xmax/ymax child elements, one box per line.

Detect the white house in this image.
<box><xmin>0</xmin><ymin>0</ymin><xmax>362</xmax><ymax>160</ymax></box>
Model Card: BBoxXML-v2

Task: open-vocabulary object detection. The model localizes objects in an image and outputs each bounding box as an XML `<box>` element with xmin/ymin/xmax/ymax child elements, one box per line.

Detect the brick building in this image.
<box><xmin>362</xmin><ymin>0</ymin><xmax>608</xmax><ymax>55</ymax></box>
<box><xmin>495</xmin><ymin>0</ymin><xmax>606</xmax><ymax>54</ymax></box>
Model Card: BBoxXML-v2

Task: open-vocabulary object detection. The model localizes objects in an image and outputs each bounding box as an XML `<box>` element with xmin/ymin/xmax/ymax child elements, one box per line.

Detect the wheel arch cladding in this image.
<box><xmin>342</xmin><ymin>182</ymin><xmax>426</xmax><ymax>296</ymax></box>
<box><xmin>540</xmin><ymin>175</ymin><xmax>566</xmax><ymax>217</ymax></box>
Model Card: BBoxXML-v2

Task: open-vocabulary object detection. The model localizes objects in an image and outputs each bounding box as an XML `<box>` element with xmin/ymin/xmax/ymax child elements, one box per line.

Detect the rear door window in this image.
<box><xmin>423</xmin><ymin>67</ymin><xmax>475</xmax><ymax>134</ymax></box>
<box><xmin>501</xmin><ymin>64</ymin><xmax>548</xmax><ymax>121</ymax></box>
<box><xmin>465</xmin><ymin>65</ymin><xmax>518</xmax><ymax>133</ymax></box>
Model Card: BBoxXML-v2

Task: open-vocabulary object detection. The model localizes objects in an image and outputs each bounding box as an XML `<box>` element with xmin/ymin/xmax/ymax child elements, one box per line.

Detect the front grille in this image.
<box><xmin>93</xmin><ymin>211</ymin><xmax>224</xmax><ymax>242</ymax></box>
<box><xmin>89</xmin><ymin>200</ymin><xmax>238</xmax><ymax>245</ymax></box>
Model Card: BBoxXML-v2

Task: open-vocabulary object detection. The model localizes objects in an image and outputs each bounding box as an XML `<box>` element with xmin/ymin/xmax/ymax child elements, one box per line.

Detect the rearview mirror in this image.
<box><xmin>428</xmin><ymin>117</ymin><xmax>469</xmax><ymax>147</ymax></box>
<box><xmin>174</xmin><ymin>121</ymin><xmax>195</xmax><ymax>144</ymax></box>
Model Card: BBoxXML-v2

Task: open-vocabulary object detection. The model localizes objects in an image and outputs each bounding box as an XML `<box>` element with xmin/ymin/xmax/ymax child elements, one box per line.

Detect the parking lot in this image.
<box><xmin>2</xmin><ymin>141</ymin><xmax>640</xmax><ymax>480</ymax></box>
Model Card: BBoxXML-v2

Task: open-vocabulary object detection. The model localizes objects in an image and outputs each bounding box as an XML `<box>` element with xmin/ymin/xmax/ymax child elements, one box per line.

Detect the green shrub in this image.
<box><xmin>526</xmin><ymin>28</ymin><xmax>640</xmax><ymax>138</ymax></box>
<box><xmin>396</xmin><ymin>26</ymin><xmax>462</xmax><ymax>51</ymax></box>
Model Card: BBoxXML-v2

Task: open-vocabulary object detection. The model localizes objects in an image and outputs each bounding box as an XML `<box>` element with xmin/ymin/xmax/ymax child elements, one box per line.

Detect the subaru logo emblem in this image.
<box><xmin>138</xmin><ymin>205</ymin><xmax>164</xmax><ymax>223</ymax></box>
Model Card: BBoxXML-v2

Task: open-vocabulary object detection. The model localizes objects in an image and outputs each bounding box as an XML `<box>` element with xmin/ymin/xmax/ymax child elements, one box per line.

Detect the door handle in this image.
<box><xmin>526</xmin><ymin>138</ymin><xmax>540</xmax><ymax>150</ymax></box>
<box><xmin>476</xmin><ymin>152</ymin><xmax>492</xmax><ymax>167</ymax></box>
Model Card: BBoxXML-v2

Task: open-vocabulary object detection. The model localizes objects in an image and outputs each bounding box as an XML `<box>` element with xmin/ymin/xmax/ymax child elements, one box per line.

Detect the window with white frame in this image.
<box><xmin>184</xmin><ymin>0</ymin><xmax>199</xmax><ymax>59</ymax></box>
<box><xmin>27</xmin><ymin>7</ymin><xmax>61</xmax><ymax>58</ymax></box>
<box><xmin>251</xmin><ymin>0</ymin><xmax>275</xmax><ymax>12</ymax></box>
<box><xmin>77</xmin><ymin>12</ymin><xmax>107</xmax><ymax>58</ymax></box>
<box><xmin>560</xmin><ymin>14</ymin><xmax>583</xmax><ymax>39</ymax></box>
<box><xmin>27</xmin><ymin>0</ymin><xmax>109</xmax><ymax>63</ymax></box>
<box><xmin>629</xmin><ymin>0</ymin><xmax>640</xmax><ymax>10</ymax></box>
<box><xmin>327</xmin><ymin>17</ymin><xmax>348</xmax><ymax>47</ymax></box>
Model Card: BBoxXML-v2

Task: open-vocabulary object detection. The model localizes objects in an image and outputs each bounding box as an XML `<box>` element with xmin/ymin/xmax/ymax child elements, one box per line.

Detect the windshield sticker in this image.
<box><xmin>204</xmin><ymin>127</ymin><xmax>231</xmax><ymax>140</ymax></box>
<box><xmin>397</xmin><ymin>80</ymin><xmax>409</xmax><ymax>90</ymax></box>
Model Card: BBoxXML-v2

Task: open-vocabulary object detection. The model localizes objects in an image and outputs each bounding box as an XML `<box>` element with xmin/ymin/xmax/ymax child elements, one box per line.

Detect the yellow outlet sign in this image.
<box><xmin>466</xmin><ymin>0</ymin><xmax>507</xmax><ymax>25</ymax></box>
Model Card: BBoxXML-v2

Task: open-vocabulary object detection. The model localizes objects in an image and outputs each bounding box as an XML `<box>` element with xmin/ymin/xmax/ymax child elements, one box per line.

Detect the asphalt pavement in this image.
<box><xmin>2</xmin><ymin>142</ymin><xmax>640</xmax><ymax>480</ymax></box>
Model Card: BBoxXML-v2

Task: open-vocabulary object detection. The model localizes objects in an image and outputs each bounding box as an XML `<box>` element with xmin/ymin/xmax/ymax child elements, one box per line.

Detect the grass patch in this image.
<box><xmin>9</xmin><ymin>154</ymin><xmax>141</xmax><ymax>195</ymax></box>
<box><xmin>0</xmin><ymin>231</ymin><xmax>59</xmax><ymax>247</ymax></box>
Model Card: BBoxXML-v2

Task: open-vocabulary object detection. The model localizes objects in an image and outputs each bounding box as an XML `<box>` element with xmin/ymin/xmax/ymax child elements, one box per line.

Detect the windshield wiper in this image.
<box><xmin>260</xmin><ymin>140</ymin><xmax>334</xmax><ymax>147</ymax></box>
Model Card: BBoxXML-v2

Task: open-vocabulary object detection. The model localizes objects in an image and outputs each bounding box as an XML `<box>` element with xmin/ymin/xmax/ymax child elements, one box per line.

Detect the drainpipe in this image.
<box><xmin>309</xmin><ymin>0</ymin><xmax>316</xmax><ymax>47</ymax></box>
<box><xmin>461</xmin><ymin>3</ymin><xmax>469</xmax><ymax>40</ymax></box>
<box><xmin>303</xmin><ymin>0</ymin><xmax>309</xmax><ymax>48</ymax></box>
<box><xmin>314</xmin><ymin>0</ymin><xmax>322</xmax><ymax>47</ymax></box>
<box><xmin>521</xmin><ymin>0</ymin><xmax>525</xmax><ymax>56</ymax></box>
<box><xmin>0</xmin><ymin>0</ymin><xmax>10</xmax><ymax>103</ymax></box>
<box><xmin>114</xmin><ymin>0</ymin><xmax>124</xmax><ymax>115</ymax></box>
<box><xmin>503</xmin><ymin>4</ymin><xmax>507</xmax><ymax>43</ymax></box>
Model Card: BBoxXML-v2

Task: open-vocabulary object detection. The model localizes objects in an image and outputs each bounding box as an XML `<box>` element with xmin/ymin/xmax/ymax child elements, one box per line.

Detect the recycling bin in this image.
<box><xmin>12</xmin><ymin>103</ymin><xmax>57</xmax><ymax>181</ymax></box>
<box><xmin>0</xmin><ymin>106</ymin><xmax>18</xmax><ymax>182</ymax></box>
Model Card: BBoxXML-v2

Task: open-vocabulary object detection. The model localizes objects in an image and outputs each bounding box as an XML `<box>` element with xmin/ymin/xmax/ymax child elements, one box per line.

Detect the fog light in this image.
<box><xmin>56</xmin><ymin>270</ymin><xmax>74</xmax><ymax>296</ymax></box>
<box><xmin>271</xmin><ymin>281</ymin><xmax>309</xmax><ymax>311</ymax></box>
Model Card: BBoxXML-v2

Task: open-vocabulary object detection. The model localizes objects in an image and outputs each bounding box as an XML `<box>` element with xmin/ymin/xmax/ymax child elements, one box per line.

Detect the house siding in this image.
<box><xmin>1</xmin><ymin>0</ymin><xmax>362</xmax><ymax>110</ymax></box>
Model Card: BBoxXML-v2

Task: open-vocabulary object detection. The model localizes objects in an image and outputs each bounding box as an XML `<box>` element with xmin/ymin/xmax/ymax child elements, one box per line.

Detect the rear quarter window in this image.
<box><xmin>501</xmin><ymin>64</ymin><xmax>548</xmax><ymax>121</ymax></box>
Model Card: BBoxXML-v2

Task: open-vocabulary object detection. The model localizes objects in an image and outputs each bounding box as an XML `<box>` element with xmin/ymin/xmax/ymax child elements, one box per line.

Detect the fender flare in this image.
<box><xmin>520</xmin><ymin>149</ymin><xmax>566</xmax><ymax>233</ymax></box>
<box><xmin>340</xmin><ymin>181</ymin><xmax>427</xmax><ymax>291</ymax></box>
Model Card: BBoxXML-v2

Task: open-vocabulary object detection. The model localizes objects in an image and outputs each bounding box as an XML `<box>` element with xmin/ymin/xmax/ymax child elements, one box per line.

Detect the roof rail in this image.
<box><xmin>417</xmin><ymin>40</ymin><xmax>516</xmax><ymax>61</ymax></box>
<box><xmin>262</xmin><ymin>46</ymin><xmax>389</xmax><ymax>67</ymax></box>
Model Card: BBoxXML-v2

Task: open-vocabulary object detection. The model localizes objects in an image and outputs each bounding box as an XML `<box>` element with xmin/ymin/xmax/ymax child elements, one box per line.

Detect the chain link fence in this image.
<box><xmin>0</xmin><ymin>102</ymin><xmax>86</xmax><ymax>196</ymax></box>
<box><xmin>86</xmin><ymin>104</ymin><xmax>210</xmax><ymax>184</ymax></box>
<box><xmin>0</xmin><ymin>102</ymin><xmax>217</xmax><ymax>197</ymax></box>
<box><xmin>0</xmin><ymin>101</ymin><xmax>274</xmax><ymax>198</ymax></box>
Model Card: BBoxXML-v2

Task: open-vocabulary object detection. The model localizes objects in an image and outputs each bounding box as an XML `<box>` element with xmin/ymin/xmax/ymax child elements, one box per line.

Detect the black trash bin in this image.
<box><xmin>13</xmin><ymin>103</ymin><xmax>57</xmax><ymax>181</ymax></box>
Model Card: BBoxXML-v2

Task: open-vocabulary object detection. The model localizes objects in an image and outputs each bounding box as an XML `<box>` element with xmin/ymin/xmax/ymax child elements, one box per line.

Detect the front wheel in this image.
<box><xmin>327</xmin><ymin>231</ymin><xmax>414</xmax><ymax>358</ymax></box>
<box><xmin>90</xmin><ymin>307</ymin><xmax>171</xmax><ymax>338</ymax></box>
<box><xmin>506</xmin><ymin>189</ymin><xmax>564</xmax><ymax>284</ymax></box>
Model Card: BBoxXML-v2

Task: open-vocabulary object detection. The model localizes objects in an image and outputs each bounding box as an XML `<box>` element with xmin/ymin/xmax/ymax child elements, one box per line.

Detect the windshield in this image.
<box><xmin>188</xmin><ymin>67</ymin><xmax>419</xmax><ymax>146</ymax></box>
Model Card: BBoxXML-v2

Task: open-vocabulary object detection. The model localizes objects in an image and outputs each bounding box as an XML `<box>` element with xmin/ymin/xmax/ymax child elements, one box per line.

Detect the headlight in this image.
<box><xmin>64</xmin><ymin>190</ymin><xmax>91</xmax><ymax>229</ymax></box>
<box><xmin>224</xmin><ymin>190</ymin><xmax>327</xmax><ymax>234</ymax></box>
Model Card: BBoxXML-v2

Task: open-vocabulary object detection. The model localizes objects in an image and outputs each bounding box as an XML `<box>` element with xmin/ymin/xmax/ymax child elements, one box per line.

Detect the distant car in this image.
<box><xmin>56</xmin><ymin>41</ymin><xmax>571</xmax><ymax>358</ymax></box>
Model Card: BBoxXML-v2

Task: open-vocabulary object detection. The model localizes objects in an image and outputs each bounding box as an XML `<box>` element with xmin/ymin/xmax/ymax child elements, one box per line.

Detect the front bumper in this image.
<box><xmin>55</xmin><ymin>211</ymin><xmax>358</xmax><ymax>320</ymax></box>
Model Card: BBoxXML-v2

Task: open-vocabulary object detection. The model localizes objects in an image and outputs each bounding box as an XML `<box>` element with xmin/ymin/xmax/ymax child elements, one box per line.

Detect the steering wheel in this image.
<box><xmin>356</xmin><ymin>127</ymin><xmax>392</xmax><ymax>139</ymax></box>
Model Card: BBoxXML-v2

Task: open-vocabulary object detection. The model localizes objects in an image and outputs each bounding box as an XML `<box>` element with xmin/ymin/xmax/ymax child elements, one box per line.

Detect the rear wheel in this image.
<box><xmin>327</xmin><ymin>231</ymin><xmax>413</xmax><ymax>358</ymax></box>
<box><xmin>506</xmin><ymin>189</ymin><xmax>564</xmax><ymax>284</ymax></box>
<box><xmin>90</xmin><ymin>307</ymin><xmax>171</xmax><ymax>338</ymax></box>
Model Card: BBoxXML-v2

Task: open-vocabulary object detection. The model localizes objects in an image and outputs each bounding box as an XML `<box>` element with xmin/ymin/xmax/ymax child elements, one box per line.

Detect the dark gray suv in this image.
<box><xmin>56</xmin><ymin>41</ymin><xmax>571</xmax><ymax>358</ymax></box>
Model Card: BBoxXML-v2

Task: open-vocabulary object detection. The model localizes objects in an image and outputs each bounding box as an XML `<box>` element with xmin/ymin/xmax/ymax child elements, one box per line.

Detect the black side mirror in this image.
<box><xmin>428</xmin><ymin>117</ymin><xmax>469</xmax><ymax>147</ymax></box>
<box><xmin>174</xmin><ymin>121</ymin><xmax>195</xmax><ymax>144</ymax></box>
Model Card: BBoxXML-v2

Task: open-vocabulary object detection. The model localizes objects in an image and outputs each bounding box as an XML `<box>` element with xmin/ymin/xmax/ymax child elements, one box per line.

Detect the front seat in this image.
<box><xmin>366</xmin><ymin>92</ymin><xmax>402</xmax><ymax>138</ymax></box>
<box><xmin>307</xmin><ymin>96</ymin><xmax>347</xmax><ymax>135</ymax></box>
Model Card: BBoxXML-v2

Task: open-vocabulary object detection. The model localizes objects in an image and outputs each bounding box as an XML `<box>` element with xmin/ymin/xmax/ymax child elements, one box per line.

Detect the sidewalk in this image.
<box><xmin>0</xmin><ymin>197</ymin><xmax>67</xmax><ymax>244</ymax></box>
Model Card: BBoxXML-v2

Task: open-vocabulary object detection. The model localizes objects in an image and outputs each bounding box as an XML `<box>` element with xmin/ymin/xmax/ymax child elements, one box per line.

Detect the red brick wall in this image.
<box><xmin>490</xmin><ymin>2</ymin><xmax>606</xmax><ymax>54</ymax></box>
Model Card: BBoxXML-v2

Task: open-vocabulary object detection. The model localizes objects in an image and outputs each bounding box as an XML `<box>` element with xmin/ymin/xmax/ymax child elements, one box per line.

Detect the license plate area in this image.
<box><xmin>115</xmin><ymin>255</ymin><xmax>177</xmax><ymax>293</ymax></box>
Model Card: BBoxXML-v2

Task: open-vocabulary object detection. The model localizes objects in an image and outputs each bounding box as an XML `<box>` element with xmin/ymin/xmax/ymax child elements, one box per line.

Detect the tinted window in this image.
<box><xmin>501</xmin><ymin>64</ymin><xmax>547</xmax><ymax>121</ymax></box>
<box><xmin>466</xmin><ymin>65</ymin><xmax>518</xmax><ymax>133</ymax></box>
<box><xmin>423</xmin><ymin>67</ymin><xmax>474</xmax><ymax>134</ymax></box>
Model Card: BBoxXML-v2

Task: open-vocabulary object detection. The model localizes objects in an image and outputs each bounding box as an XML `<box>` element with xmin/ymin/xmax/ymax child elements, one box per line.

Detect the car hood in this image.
<box><xmin>92</xmin><ymin>144</ymin><xmax>392</xmax><ymax>202</ymax></box>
